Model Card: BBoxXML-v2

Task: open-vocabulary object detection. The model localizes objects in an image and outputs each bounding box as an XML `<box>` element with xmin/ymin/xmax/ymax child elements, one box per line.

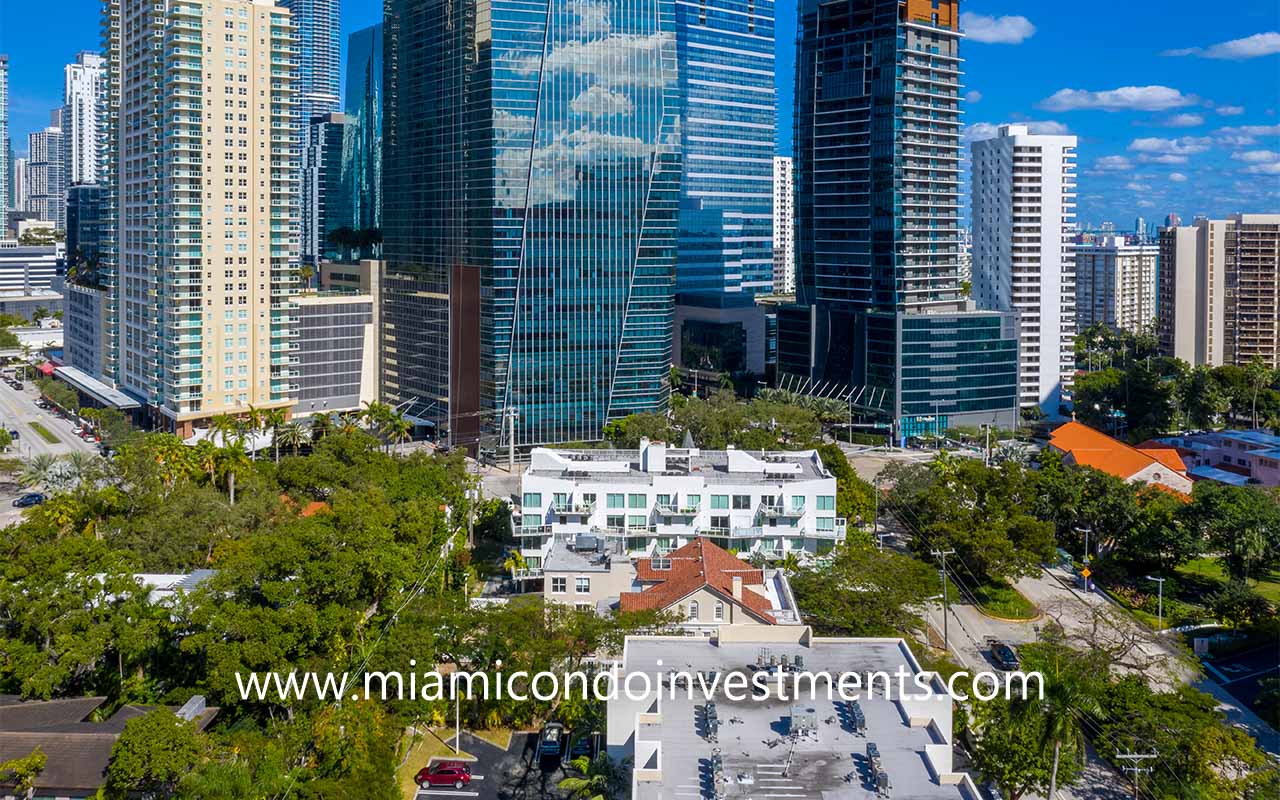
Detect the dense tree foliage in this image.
<box><xmin>789</xmin><ymin>542</ymin><xmax>939</xmax><ymax>637</ymax></box>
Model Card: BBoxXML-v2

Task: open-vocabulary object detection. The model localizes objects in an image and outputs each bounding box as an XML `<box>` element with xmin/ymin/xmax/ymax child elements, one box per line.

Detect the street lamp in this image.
<box><xmin>1146</xmin><ymin>576</ymin><xmax>1166</xmax><ymax>630</ymax></box>
<box><xmin>1073</xmin><ymin>524</ymin><xmax>1093</xmax><ymax>592</ymax></box>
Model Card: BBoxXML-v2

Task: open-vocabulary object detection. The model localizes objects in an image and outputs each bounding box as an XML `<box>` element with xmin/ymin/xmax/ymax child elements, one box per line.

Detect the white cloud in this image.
<box><xmin>1138</xmin><ymin>154</ymin><xmax>1190</xmax><ymax>164</ymax></box>
<box><xmin>519</xmin><ymin>32</ymin><xmax>674</xmax><ymax>88</ymax></box>
<box><xmin>571</xmin><ymin>0</ymin><xmax>611</xmax><ymax>35</ymax></box>
<box><xmin>1093</xmin><ymin>155</ymin><xmax>1134</xmax><ymax>171</ymax></box>
<box><xmin>1129</xmin><ymin>136</ymin><xmax>1212</xmax><ymax>155</ymax></box>
<box><xmin>1244</xmin><ymin>163</ymin><xmax>1280</xmax><ymax>175</ymax></box>
<box><xmin>1125</xmin><ymin>182</ymin><xmax>1152</xmax><ymax>191</ymax></box>
<box><xmin>1214</xmin><ymin>123</ymin><xmax>1280</xmax><ymax>146</ymax></box>
<box><xmin>569</xmin><ymin>85</ymin><xmax>634</xmax><ymax>117</ymax></box>
<box><xmin>1159</xmin><ymin>113</ymin><xmax>1204</xmax><ymax>127</ymax></box>
<box><xmin>1232</xmin><ymin>149</ymin><xmax>1280</xmax><ymax>164</ymax></box>
<box><xmin>1169</xmin><ymin>172</ymin><xmax>1188</xmax><ymax>182</ymax></box>
<box><xmin>965</xmin><ymin>90</ymin><xmax>983</xmax><ymax>103</ymax></box>
<box><xmin>1216</xmin><ymin>105</ymin><xmax>1245</xmax><ymax>116</ymax></box>
<box><xmin>960</xmin><ymin>13</ymin><xmax>1036</xmax><ymax>44</ymax></box>
<box><xmin>963</xmin><ymin>120</ymin><xmax>1070</xmax><ymax>142</ymax></box>
<box><xmin>1137</xmin><ymin>199</ymin><xmax>1157</xmax><ymax>208</ymax></box>
<box><xmin>1040</xmin><ymin>85</ymin><xmax>1198</xmax><ymax>112</ymax></box>
<box><xmin>1162</xmin><ymin>32</ymin><xmax>1280</xmax><ymax>60</ymax></box>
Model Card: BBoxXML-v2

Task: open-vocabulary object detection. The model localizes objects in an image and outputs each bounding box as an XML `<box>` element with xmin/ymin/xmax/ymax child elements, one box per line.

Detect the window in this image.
<box><xmin>732</xmin><ymin>495</ymin><xmax>751</xmax><ymax>510</ymax></box>
<box><xmin>627</xmin><ymin>514</ymin><xmax>647</xmax><ymax>530</ymax></box>
<box><xmin>711</xmin><ymin>515</ymin><xmax>729</xmax><ymax>531</ymax></box>
<box><xmin>553</xmin><ymin>492</ymin><xmax>568</xmax><ymax>509</ymax></box>
<box><xmin>711</xmin><ymin>495</ymin><xmax>729</xmax><ymax>509</ymax></box>
<box><xmin>688</xmin><ymin>600</ymin><xmax>699</xmax><ymax>620</ymax></box>
<box><xmin>576</xmin><ymin>577</ymin><xmax>591</xmax><ymax>594</ymax></box>
<box><xmin>523</xmin><ymin>492</ymin><xmax>542</xmax><ymax>508</ymax></box>
<box><xmin>686</xmin><ymin>494</ymin><xmax>701</xmax><ymax>509</ymax></box>
<box><xmin>817</xmin><ymin>517</ymin><xmax>835</xmax><ymax>531</ymax></box>
<box><xmin>714</xmin><ymin>602</ymin><xmax>725</xmax><ymax>622</ymax></box>
<box><xmin>575</xmin><ymin>602</ymin><xmax>593</xmax><ymax>612</ymax></box>
<box><xmin>551</xmin><ymin>577</ymin><xmax>567</xmax><ymax>593</ymax></box>
<box><xmin>628</xmin><ymin>493</ymin><xmax>647</xmax><ymax>509</ymax></box>
<box><xmin>656</xmin><ymin>494</ymin><xmax>672</xmax><ymax>508</ymax></box>
<box><xmin>790</xmin><ymin>495</ymin><xmax>805</xmax><ymax>511</ymax></box>
<box><xmin>817</xmin><ymin>495</ymin><xmax>836</xmax><ymax>511</ymax></box>
<box><xmin>607</xmin><ymin>493</ymin><xmax>624</xmax><ymax>509</ymax></box>
<box><xmin>582</xmin><ymin>493</ymin><xmax>596</xmax><ymax>507</ymax></box>
<box><xmin>607</xmin><ymin>515</ymin><xmax>625</xmax><ymax>530</ymax></box>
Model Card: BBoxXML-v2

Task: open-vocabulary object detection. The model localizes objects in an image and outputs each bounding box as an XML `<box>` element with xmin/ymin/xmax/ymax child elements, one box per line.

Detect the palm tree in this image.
<box><xmin>19</xmin><ymin>453</ymin><xmax>59</xmax><ymax>491</ymax></box>
<box><xmin>558</xmin><ymin>755</ymin><xmax>621</xmax><ymax>800</ymax></box>
<box><xmin>337</xmin><ymin>411</ymin><xmax>361</xmax><ymax>436</ymax></box>
<box><xmin>264</xmin><ymin>407</ymin><xmax>288</xmax><ymax>463</ymax></box>
<box><xmin>215</xmin><ymin>444</ymin><xmax>250</xmax><ymax>506</ymax></box>
<box><xmin>63</xmin><ymin>452</ymin><xmax>101</xmax><ymax>491</ymax></box>
<box><xmin>1020</xmin><ymin>671</ymin><xmax>1103</xmax><ymax>800</ymax></box>
<box><xmin>310</xmin><ymin>412</ymin><xmax>332</xmax><ymax>442</ymax></box>
<box><xmin>191</xmin><ymin>439</ymin><xmax>218</xmax><ymax>484</ymax></box>
<box><xmin>209</xmin><ymin>414</ymin><xmax>239</xmax><ymax>449</ymax></box>
<box><xmin>385</xmin><ymin>411</ymin><xmax>412</xmax><ymax>455</ymax></box>
<box><xmin>780</xmin><ymin>551</ymin><xmax>803</xmax><ymax>574</ymax></box>
<box><xmin>277</xmin><ymin>421</ymin><xmax>307</xmax><ymax>456</ymax></box>
<box><xmin>503</xmin><ymin>550</ymin><xmax>528</xmax><ymax>577</ymax></box>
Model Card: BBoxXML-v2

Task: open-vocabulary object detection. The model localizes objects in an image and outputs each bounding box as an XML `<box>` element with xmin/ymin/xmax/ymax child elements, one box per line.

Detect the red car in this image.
<box><xmin>415</xmin><ymin>760</ymin><xmax>472</xmax><ymax>789</ymax></box>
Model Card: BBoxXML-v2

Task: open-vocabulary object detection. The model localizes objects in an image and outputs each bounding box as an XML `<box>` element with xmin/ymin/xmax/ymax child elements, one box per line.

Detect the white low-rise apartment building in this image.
<box><xmin>514</xmin><ymin>439</ymin><xmax>846</xmax><ymax>570</ymax></box>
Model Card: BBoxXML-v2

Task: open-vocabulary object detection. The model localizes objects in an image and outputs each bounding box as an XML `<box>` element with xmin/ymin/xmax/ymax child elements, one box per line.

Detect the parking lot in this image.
<box><xmin>413</xmin><ymin>732</ymin><xmax>582</xmax><ymax>800</ymax></box>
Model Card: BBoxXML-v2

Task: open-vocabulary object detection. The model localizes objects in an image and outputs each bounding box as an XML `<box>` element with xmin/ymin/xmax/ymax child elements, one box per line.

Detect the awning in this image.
<box><xmin>53</xmin><ymin>366</ymin><xmax>142</xmax><ymax>409</ymax></box>
<box><xmin>37</xmin><ymin>361</ymin><xmax>55</xmax><ymax>376</ymax></box>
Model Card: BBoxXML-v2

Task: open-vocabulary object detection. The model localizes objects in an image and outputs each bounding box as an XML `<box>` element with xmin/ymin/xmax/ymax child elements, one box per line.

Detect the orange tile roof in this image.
<box><xmin>1049</xmin><ymin>422</ymin><xmax>1186</xmax><ymax>481</ymax></box>
<box><xmin>279</xmin><ymin>494</ymin><xmax>331</xmax><ymax>517</ymax></box>
<box><xmin>620</xmin><ymin>538</ymin><xmax>776</xmax><ymax>623</ymax></box>
<box><xmin>1134</xmin><ymin>440</ymin><xmax>1189</xmax><ymax>473</ymax></box>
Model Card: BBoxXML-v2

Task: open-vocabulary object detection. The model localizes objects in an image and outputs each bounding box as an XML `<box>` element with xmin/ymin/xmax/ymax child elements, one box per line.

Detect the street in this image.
<box><xmin>0</xmin><ymin>378</ymin><xmax>99</xmax><ymax>460</ymax></box>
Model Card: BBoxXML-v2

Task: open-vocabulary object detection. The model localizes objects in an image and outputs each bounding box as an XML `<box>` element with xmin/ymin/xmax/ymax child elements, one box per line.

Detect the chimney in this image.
<box><xmin>732</xmin><ymin>575</ymin><xmax>743</xmax><ymax>601</ymax></box>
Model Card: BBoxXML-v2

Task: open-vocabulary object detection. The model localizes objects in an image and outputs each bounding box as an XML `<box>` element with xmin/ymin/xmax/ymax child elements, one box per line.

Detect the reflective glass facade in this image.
<box><xmin>675</xmin><ymin>0</ymin><xmax>776</xmax><ymax>295</ymax></box>
<box><xmin>341</xmin><ymin>23</ymin><xmax>382</xmax><ymax>232</ymax></box>
<box><xmin>792</xmin><ymin>0</ymin><xmax>1018</xmax><ymax>429</ymax></box>
<box><xmin>383</xmin><ymin>0</ymin><xmax>681</xmax><ymax>449</ymax></box>
<box><xmin>279</xmin><ymin>0</ymin><xmax>341</xmax><ymax>122</ymax></box>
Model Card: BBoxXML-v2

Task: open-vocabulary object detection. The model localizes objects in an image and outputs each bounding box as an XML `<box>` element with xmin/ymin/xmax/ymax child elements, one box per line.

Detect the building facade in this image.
<box><xmin>26</xmin><ymin>120</ymin><xmax>65</xmax><ymax>231</ymax></box>
<box><xmin>1072</xmin><ymin>236</ymin><xmax>1157</xmax><ymax>334</ymax></box>
<box><xmin>102</xmin><ymin>0</ymin><xmax>299</xmax><ymax>433</ymax></box>
<box><xmin>66</xmin><ymin>183</ymin><xmax>106</xmax><ymax>269</ymax></box>
<box><xmin>10</xmin><ymin>157</ymin><xmax>26</xmax><ymax>213</ymax></box>
<box><xmin>382</xmin><ymin>0</ymin><xmax>682</xmax><ymax>448</ymax></box>
<box><xmin>0</xmin><ymin>55</ymin><xmax>8</xmax><ymax>214</ymax></box>
<box><xmin>65</xmin><ymin>282</ymin><xmax>108</xmax><ymax>378</ymax></box>
<box><xmin>772</xmin><ymin>155</ymin><xmax>794</xmax><ymax>294</ymax></box>
<box><xmin>301</xmin><ymin>112</ymin><xmax>348</xmax><ymax>267</ymax></box>
<box><xmin>788</xmin><ymin>0</ymin><xmax>1019</xmax><ymax>432</ymax></box>
<box><xmin>0</xmin><ymin>242</ymin><xmax>61</xmax><ymax>292</ymax></box>
<box><xmin>278</xmin><ymin>0</ymin><xmax>341</xmax><ymax>124</ymax></box>
<box><xmin>1158</xmin><ymin>214</ymin><xmax>1280</xmax><ymax>369</ymax></box>
<box><xmin>340</xmin><ymin>23</ymin><xmax>383</xmax><ymax>233</ymax></box>
<box><xmin>61</xmin><ymin>52</ymin><xmax>107</xmax><ymax>187</ymax></box>
<box><xmin>971</xmin><ymin>124</ymin><xmax>1078</xmax><ymax>414</ymax></box>
<box><xmin>292</xmin><ymin>291</ymin><xmax>376</xmax><ymax>417</ymax></box>
<box><xmin>514</xmin><ymin>439</ymin><xmax>847</xmax><ymax>569</ymax></box>
<box><xmin>674</xmin><ymin>0</ymin><xmax>775</xmax><ymax>296</ymax></box>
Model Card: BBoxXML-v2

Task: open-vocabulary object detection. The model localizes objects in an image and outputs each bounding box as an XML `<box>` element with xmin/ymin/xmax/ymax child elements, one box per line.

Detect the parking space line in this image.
<box><xmin>415</xmin><ymin>791</ymin><xmax>478</xmax><ymax>798</ymax></box>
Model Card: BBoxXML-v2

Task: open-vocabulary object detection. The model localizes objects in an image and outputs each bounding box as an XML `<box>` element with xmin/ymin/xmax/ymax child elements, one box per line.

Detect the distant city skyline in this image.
<box><xmin>1</xmin><ymin>0</ymin><xmax>1277</xmax><ymax>223</ymax></box>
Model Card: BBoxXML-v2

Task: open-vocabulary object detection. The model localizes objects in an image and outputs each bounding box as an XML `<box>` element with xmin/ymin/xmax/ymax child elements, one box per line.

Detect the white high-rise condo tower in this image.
<box><xmin>772</xmin><ymin>155</ymin><xmax>795</xmax><ymax>294</ymax></box>
<box><xmin>61</xmin><ymin>52</ymin><xmax>106</xmax><ymax>187</ymax></box>
<box><xmin>971</xmin><ymin>124</ymin><xmax>1078</xmax><ymax>415</ymax></box>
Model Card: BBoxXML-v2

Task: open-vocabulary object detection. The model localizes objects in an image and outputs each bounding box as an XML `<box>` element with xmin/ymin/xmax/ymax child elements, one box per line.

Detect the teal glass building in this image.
<box><xmin>341</xmin><ymin>23</ymin><xmax>382</xmax><ymax>233</ymax></box>
<box><xmin>383</xmin><ymin>0</ymin><xmax>682</xmax><ymax>449</ymax></box>
<box><xmin>674</xmin><ymin>0</ymin><xmax>776</xmax><ymax>296</ymax></box>
<box><xmin>786</xmin><ymin>0</ymin><xmax>1019</xmax><ymax>433</ymax></box>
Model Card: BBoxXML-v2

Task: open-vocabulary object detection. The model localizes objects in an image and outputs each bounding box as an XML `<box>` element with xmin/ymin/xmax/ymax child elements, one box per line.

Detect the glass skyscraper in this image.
<box><xmin>383</xmin><ymin>0</ymin><xmax>681</xmax><ymax>449</ymax></box>
<box><xmin>341</xmin><ymin>23</ymin><xmax>383</xmax><ymax>232</ymax></box>
<box><xmin>674</xmin><ymin>0</ymin><xmax>776</xmax><ymax>296</ymax></box>
<box><xmin>278</xmin><ymin>0</ymin><xmax>341</xmax><ymax>122</ymax></box>
<box><xmin>786</xmin><ymin>0</ymin><xmax>1018</xmax><ymax>432</ymax></box>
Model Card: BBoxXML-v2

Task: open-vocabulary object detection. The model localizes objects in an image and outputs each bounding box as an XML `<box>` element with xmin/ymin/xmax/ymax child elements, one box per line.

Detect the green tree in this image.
<box><xmin>558</xmin><ymin>754</ymin><xmax>624</xmax><ymax>800</ymax></box>
<box><xmin>969</xmin><ymin>698</ymin><xmax>1064</xmax><ymax>800</ymax></box>
<box><xmin>1185</xmin><ymin>482</ymin><xmax>1280</xmax><ymax>581</ymax></box>
<box><xmin>105</xmin><ymin>709</ymin><xmax>205</xmax><ymax>798</ymax></box>
<box><xmin>815</xmin><ymin>443</ymin><xmax>875</xmax><ymax>529</ymax></box>
<box><xmin>0</xmin><ymin>747</ymin><xmax>46</xmax><ymax>799</ymax></box>
<box><xmin>789</xmin><ymin>543</ymin><xmax>938</xmax><ymax>636</ymax></box>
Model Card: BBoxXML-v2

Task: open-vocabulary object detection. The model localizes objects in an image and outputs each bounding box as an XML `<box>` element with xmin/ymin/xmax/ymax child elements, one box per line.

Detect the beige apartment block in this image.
<box><xmin>104</xmin><ymin>0</ymin><xmax>299</xmax><ymax>435</ymax></box>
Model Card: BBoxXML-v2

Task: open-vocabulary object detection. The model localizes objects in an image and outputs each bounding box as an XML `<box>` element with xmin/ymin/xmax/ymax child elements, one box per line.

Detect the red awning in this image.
<box><xmin>37</xmin><ymin>362</ymin><xmax>55</xmax><ymax>376</ymax></box>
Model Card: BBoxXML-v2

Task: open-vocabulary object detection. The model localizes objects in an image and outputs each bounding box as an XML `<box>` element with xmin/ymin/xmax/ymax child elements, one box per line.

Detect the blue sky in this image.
<box><xmin>2</xmin><ymin>1</ymin><xmax>1277</xmax><ymax>225</ymax></box>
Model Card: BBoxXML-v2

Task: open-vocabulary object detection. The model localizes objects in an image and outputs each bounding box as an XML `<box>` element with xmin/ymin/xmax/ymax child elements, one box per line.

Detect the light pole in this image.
<box><xmin>1146</xmin><ymin>575</ymin><xmax>1166</xmax><ymax>630</ymax></box>
<box><xmin>1073</xmin><ymin>524</ymin><xmax>1093</xmax><ymax>592</ymax></box>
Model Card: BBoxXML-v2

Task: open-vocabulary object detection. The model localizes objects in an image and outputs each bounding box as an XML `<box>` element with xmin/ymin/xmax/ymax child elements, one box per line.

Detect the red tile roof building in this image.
<box><xmin>1048</xmin><ymin>421</ymin><xmax>1192</xmax><ymax>494</ymax></box>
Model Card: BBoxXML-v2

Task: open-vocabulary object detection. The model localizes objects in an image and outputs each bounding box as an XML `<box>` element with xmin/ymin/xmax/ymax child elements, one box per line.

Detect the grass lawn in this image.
<box><xmin>1177</xmin><ymin>558</ymin><xmax>1280</xmax><ymax>604</ymax></box>
<box><xmin>397</xmin><ymin>727</ymin><xmax>473</xmax><ymax>800</ymax></box>
<box><xmin>28</xmin><ymin>422</ymin><xmax>59</xmax><ymax>444</ymax></box>
<box><xmin>948</xmin><ymin>575</ymin><xmax>1039</xmax><ymax>620</ymax></box>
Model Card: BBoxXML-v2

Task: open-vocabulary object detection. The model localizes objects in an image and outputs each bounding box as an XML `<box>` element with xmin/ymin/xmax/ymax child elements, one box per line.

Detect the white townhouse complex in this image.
<box><xmin>514</xmin><ymin>439</ymin><xmax>846</xmax><ymax>570</ymax></box>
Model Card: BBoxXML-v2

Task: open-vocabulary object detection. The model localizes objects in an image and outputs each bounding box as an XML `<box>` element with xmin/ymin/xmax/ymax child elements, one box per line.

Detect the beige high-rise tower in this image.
<box><xmin>103</xmin><ymin>0</ymin><xmax>299</xmax><ymax>434</ymax></box>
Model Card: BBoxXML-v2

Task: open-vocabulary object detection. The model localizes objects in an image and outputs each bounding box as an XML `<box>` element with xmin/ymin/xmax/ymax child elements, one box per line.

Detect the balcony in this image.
<box><xmin>551</xmin><ymin>499</ymin><xmax>595</xmax><ymax>515</ymax></box>
<box><xmin>758</xmin><ymin>502</ymin><xmax>805</xmax><ymax>519</ymax></box>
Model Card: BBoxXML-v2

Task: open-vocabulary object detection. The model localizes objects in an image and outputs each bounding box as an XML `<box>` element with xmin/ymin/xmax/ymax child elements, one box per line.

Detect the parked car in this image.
<box><xmin>12</xmin><ymin>493</ymin><xmax>45</xmax><ymax>508</ymax></box>
<box><xmin>988</xmin><ymin>639</ymin><xmax>1020</xmax><ymax>671</ymax></box>
<box><xmin>9</xmin><ymin>430</ymin><xmax>19</xmax><ymax>440</ymax></box>
<box><xmin>539</xmin><ymin>722</ymin><xmax>565</xmax><ymax>758</ymax></box>
<box><xmin>34</xmin><ymin>399</ymin><xmax>49</xmax><ymax>409</ymax></box>
<box><xmin>569</xmin><ymin>731</ymin><xmax>597</xmax><ymax>759</ymax></box>
<box><xmin>414</xmin><ymin>761</ymin><xmax>471</xmax><ymax>789</ymax></box>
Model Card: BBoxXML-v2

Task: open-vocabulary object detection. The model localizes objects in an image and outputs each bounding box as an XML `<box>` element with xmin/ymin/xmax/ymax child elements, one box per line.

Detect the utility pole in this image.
<box><xmin>932</xmin><ymin>549</ymin><xmax>956</xmax><ymax>652</ymax></box>
<box><xmin>1146</xmin><ymin>575</ymin><xmax>1166</xmax><ymax>630</ymax></box>
<box><xmin>506</xmin><ymin>406</ymin><xmax>517</xmax><ymax>472</ymax></box>
<box><xmin>1116</xmin><ymin>752</ymin><xmax>1157</xmax><ymax>800</ymax></box>
<box><xmin>982</xmin><ymin>423</ymin><xmax>992</xmax><ymax>466</ymax></box>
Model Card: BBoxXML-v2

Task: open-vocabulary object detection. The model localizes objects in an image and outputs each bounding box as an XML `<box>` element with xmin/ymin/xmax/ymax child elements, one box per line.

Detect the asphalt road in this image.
<box><xmin>0</xmin><ymin>378</ymin><xmax>98</xmax><ymax>460</ymax></box>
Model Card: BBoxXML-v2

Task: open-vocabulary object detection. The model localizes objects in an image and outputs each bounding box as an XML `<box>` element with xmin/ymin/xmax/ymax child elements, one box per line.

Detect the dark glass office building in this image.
<box><xmin>787</xmin><ymin>0</ymin><xmax>1018</xmax><ymax>432</ymax></box>
<box><xmin>383</xmin><ymin>0</ymin><xmax>682</xmax><ymax>449</ymax></box>
<box><xmin>341</xmin><ymin>23</ymin><xmax>382</xmax><ymax>232</ymax></box>
<box><xmin>674</xmin><ymin>0</ymin><xmax>776</xmax><ymax>296</ymax></box>
<box><xmin>302</xmin><ymin>113</ymin><xmax>348</xmax><ymax>267</ymax></box>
